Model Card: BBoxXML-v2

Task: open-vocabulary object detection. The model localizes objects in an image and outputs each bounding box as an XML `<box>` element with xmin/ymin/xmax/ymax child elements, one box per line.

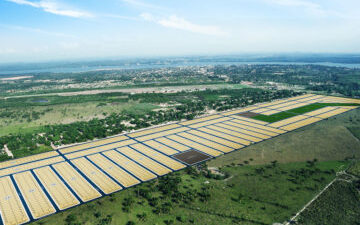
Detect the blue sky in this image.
<box><xmin>0</xmin><ymin>0</ymin><xmax>359</xmax><ymax>62</ymax></box>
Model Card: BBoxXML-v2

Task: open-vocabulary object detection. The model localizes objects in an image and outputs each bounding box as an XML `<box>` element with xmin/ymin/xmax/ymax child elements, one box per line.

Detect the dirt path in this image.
<box><xmin>3</xmin><ymin>145</ymin><xmax>14</xmax><ymax>158</ymax></box>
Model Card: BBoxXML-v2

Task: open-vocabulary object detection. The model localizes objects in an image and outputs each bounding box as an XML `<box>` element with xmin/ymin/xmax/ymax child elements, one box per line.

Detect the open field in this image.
<box><xmin>0</xmin><ymin>101</ymin><xmax>158</xmax><ymax>136</ymax></box>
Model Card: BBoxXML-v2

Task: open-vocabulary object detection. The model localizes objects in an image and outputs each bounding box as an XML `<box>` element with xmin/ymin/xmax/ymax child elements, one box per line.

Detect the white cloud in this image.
<box><xmin>141</xmin><ymin>13</ymin><xmax>228</xmax><ymax>36</ymax></box>
<box><xmin>267</xmin><ymin>0</ymin><xmax>326</xmax><ymax>15</ymax></box>
<box><xmin>6</xmin><ymin>0</ymin><xmax>92</xmax><ymax>18</ymax></box>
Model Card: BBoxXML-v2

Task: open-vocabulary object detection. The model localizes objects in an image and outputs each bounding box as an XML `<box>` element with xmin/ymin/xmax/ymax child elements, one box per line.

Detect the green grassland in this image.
<box><xmin>0</xmin><ymin>101</ymin><xmax>158</xmax><ymax>136</ymax></box>
<box><xmin>31</xmin><ymin>160</ymin><xmax>349</xmax><ymax>225</ymax></box>
<box><xmin>252</xmin><ymin>103</ymin><xmax>360</xmax><ymax>123</ymax></box>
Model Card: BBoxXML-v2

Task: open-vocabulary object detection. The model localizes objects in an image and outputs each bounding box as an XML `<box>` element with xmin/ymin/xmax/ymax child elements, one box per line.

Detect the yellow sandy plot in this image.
<box><xmin>0</xmin><ymin>157</ymin><xmax>64</xmax><ymax>178</ymax></box>
<box><xmin>260</xmin><ymin>110</ymin><xmax>282</xmax><ymax>115</ymax></box>
<box><xmin>317</xmin><ymin>107</ymin><xmax>356</xmax><ymax>119</ymax></box>
<box><xmin>103</xmin><ymin>150</ymin><xmax>156</xmax><ymax>181</ymax></box>
<box><xmin>167</xmin><ymin>135</ymin><xmax>223</xmax><ymax>157</ymax></box>
<box><xmin>135</xmin><ymin>127</ymin><xmax>189</xmax><ymax>142</ymax></box>
<box><xmin>269</xmin><ymin>115</ymin><xmax>309</xmax><ymax>128</ymax></box>
<box><xmin>128</xmin><ymin>124</ymin><xmax>180</xmax><ymax>138</ymax></box>
<box><xmin>254</xmin><ymin>99</ymin><xmax>292</xmax><ymax>108</ymax></box>
<box><xmin>220</xmin><ymin>122</ymin><xmax>273</xmax><ymax>139</ymax></box>
<box><xmin>71</xmin><ymin>158</ymin><xmax>122</xmax><ymax>195</ymax></box>
<box><xmin>0</xmin><ymin>176</ymin><xmax>29</xmax><ymax>225</ymax></box>
<box><xmin>0</xmin><ymin>151</ymin><xmax>59</xmax><ymax>170</ymax></box>
<box><xmin>65</xmin><ymin>139</ymin><xmax>136</xmax><ymax>160</ymax></box>
<box><xmin>180</xmin><ymin>115</ymin><xmax>222</xmax><ymax>125</ymax></box>
<box><xmin>118</xmin><ymin>147</ymin><xmax>171</xmax><ymax>176</ymax></box>
<box><xmin>267</xmin><ymin>101</ymin><xmax>303</xmax><ymax>110</ymax></box>
<box><xmin>251</xmin><ymin>108</ymin><xmax>272</xmax><ymax>113</ymax></box>
<box><xmin>14</xmin><ymin>171</ymin><xmax>56</xmax><ymax>219</ymax></box>
<box><xmin>281</xmin><ymin>117</ymin><xmax>323</xmax><ymax>131</ymax></box>
<box><xmin>154</xmin><ymin>137</ymin><xmax>190</xmax><ymax>152</ymax></box>
<box><xmin>303</xmin><ymin>107</ymin><xmax>338</xmax><ymax>117</ymax></box>
<box><xmin>274</xmin><ymin>102</ymin><xmax>310</xmax><ymax>111</ymax></box>
<box><xmin>189</xmin><ymin>117</ymin><xmax>231</xmax><ymax>128</ymax></box>
<box><xmin>187</xmin><ymin>130</ymin><xmax>244</xmax><ymax>149</ymax></box>
<box><xmin>177</xmin><ymin>132</ymin><xmax>233</xmax><ymax>153</ymax></box>
<box><xmin>229</xmin><ymin>116</ymin><xmax>269</xmax><ymax>125</ymax></box>
<box><xmin>144</xmin><ymin>140</ymin><xmax>179</xmax><ymax>155</ymax></box>
<box><xmin>60</xmin><ymin>135</ymin><xmax>129</xmax><ymax>154</ymax></box>
<box><xmin>286</xmin><ymin>94</ymin><xmax>315</xmax><ymax>101</ymax></box>
<box><xmin>130</xmin><ymin>143</ymin><xmax>186</xmax><ymax>170</ymax></box>
<box><xmin>52</xmin><ymin>162</ymin><xmax>101</xmax><ymax>202</ymax></box>
<box><xmin>87</xmin><ymin>154</ymin><xmax>140</xmax><ymax>188</ymax></box>
<box><xmin>296</xmin><ymin>95</ymin><xmax>324</xmax><ymax>102</ymax></box>
<box><xmin>231</xmin><ymin>119</ymin><xmax>286</xmax><ymax>134</ymax></box>
<box><xmin>319</xmin><ymin>96</ymin><xmax>360</xmax><ymax>104</ymax></box>
<box><xmin>221</xmin><ymin>106</ymin><xmax>260</xmax><ymax>116</ymax></box>
<box><xmin>203</xmin><ymin>125</ymin><xmax>262</xmax><ymax>142</ymax></box>
<box><xmin>34</xmin><ymin>167</ymin><xmax>79</xmax><ymax>210</ymax></box>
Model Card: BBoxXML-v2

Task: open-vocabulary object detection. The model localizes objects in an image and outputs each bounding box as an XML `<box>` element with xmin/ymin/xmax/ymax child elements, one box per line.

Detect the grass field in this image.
<box><xmin>30</xmin><ymin>160</ymin><xmax>349</xmax><ymax>225</ymax></box>
<box><xmin>0</xmin><ymin>101</ymin><xmax>158</xmax><ymax>136</ymax></box>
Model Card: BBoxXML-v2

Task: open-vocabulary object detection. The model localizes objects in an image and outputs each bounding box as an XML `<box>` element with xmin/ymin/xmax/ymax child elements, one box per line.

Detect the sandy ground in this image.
<box><xmin>0</xmin><ymin>76</ymin><xmax>33</xmax><ymax>81</ymax></box>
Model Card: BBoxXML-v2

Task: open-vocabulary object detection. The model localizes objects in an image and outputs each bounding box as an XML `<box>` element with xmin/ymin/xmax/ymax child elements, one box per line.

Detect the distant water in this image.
<box><xmin>0</xmin><ymin>61</ymin><xmax>360</xmax><ymax>75</ymax></box>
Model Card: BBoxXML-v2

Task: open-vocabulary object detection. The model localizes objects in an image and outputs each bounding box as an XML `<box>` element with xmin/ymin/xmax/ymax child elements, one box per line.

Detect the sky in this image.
<box><xmin>0</xmin><ymin>0</ymin><xmax>359</xmax><ymax>63</ymax></box>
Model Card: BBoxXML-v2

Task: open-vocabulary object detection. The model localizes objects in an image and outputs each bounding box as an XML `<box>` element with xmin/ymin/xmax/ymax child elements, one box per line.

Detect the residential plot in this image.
<box><xmin>180</xmin><ymin>114</ymin><xmax>222</xmax><ymax>125</ymax></box>
<box><xmin>34</xmin><ymin>167</ymin><xmax>79</xmax><ymax>210</ymax></box>
<box><xmin>281</xmin><ymin>117</ymin><xmax>323</xmax><ymax>131</ymax></box>
<box><xmin>0</xmin><ymin>151</ymin><xmax>59</xmax><ymax>170</ymax></box>
<box><xmin>103</xmin><ymin>150</ymin><xmax>157</xmax><ymax>181</ymax></box>
<box><xmin>130</xmin><ymin>143</ymin><xmax>186</xmax><ymax>171</ymax></box>
<box><xmin>188</xmin><ymin>117</ymin><xmax>231</xmax><ymax>128</ymax></box>
<box><xmin>65</xmin><ymin>139</ymin><xmax>136</xmax><ymax>160</ymax></box>
<box><xmin>230</xmin><ymin>119</ymin><xmax>286</xmax><ymax>134</ymax></box>
<box><xmin>14</xmin><ymin>171</ymin><xmax>56</xmax><ymax>219</ymax></box>
<box><xmin>221</xmin><ymin>106</ymin><xmax>259</xmax><ymax>116</ymax></box>
<box><xmin>143</xmin><ymin>140</ymin><xmax>179</xmax><ymax>155</ymax></box>
<box><xmin>304</xmin><ymin>107</ymin><xmax>338</xmax><ymax>117</ymax></box>
<box><xmin>87</xmin><ymin>154</ymin><xmax>140</xmax><ymax>188</ymax></box>
<box><xmin>260</xmin><ymin>110</ymin><xmax>282</xmax><ymax>115</ymax></box>
<box><xmin>52</xmin><ymin>162</ymin><xmax>101</xmax><ymax>202</ymax></box>
<box><xmin>71</xmin><ymin>158</ymin><xmax>122</xmax><ymax>195</ymax></box>
<box><xmin>167</xmin><ymin>135</ymin><xmax>223</xmax><ymax>157</ymax></box>
<box><xmin>201</xmin><ymin>125</ymin><xmax>261</xmax><ymax>143</ymax></box>
<box><xmin>117</xmin><ymin>147</ymin><xmax>172</xmax><ymax>176</ymax></box>
<box><xmin>154</xmin><ymin>137</ymin><xmax>191</xmax><ymax>152</ymax></box>
<box><xmin>269</xmin><ymin>115</ymin><xmax>309</xmax><ymax>128</ymax></box>
<box><xmin>0</xmin><ymin>157</ymin><xmax>64</xmax><ymax>178</ymax></box>
<box><xmin>0</xmin><ymin>176</ymin><xmax>29</xmax><ymax>225</ymax></box>
<box><xmin>223</xmin><ymin>121</ymin><xmax>275</xmax><ymax>138</ymax></box>
<box><xmin>317</xmin><ymin>107</ymin><xmax>356</xmax><ymax>119</ymax></box>
<box><xmin>128</xmin><ymin>124</ymin><xmax>180</xmax><ymax>138</ymax></box>
<box><xmin>135</xmin><ymin>127</ymin><xmax>189</xmax><ymax>142</ymax></box>
<box><xmin>60</xmin><ymin>135</ymin><xmax>129</xmax><ymax>154</ymax></box>
<box><xmin>177</xmin><ymin>132</ymin><xmax>234</xmax><ymax>153</ymax></box>
<box><xmin>228</xmin><ymin>116</ymin><xmax>269</xmax><ymax>125</ymax></box>
<box><xmin>187</xmin><ymin>129</ymin><xmax>244</xmax><ymax>149</ymax></box>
